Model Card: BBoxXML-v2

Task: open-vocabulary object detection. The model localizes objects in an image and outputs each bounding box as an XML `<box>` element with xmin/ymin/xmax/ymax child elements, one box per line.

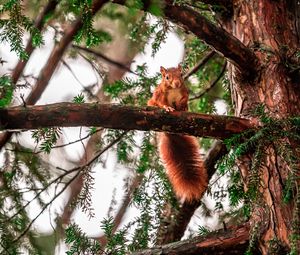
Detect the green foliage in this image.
<box><xmin>31</xmin><ymin>127</ymin><xmax>62</xmax><ymax>153</ymax></box>
<box><xmin>104</xmin><ymin>64</ymin><xmax>158</xmax><ymax>106</ymax></box>
<box><xmin>0</xmin><ymin>75</ymin><xmax>13</xmax><ymax>108</ymax></box>
<box><xmin>0</xmin><ymin>0</ymin><xmax>43</xmax><ymax>59</ymax></box>
<box><xmin>129</xmin><ymin>14</ymin><xmax>170</xmax><ymax>56</ymax></box>
<box><xmin>217</xmin><ymin>107</ymin><xmax>300</xmax><ymax>254</ymax></box>
<box><xmin>101</xmin><ymin>217</ymin><xmax>127</xmax><ymax>255</ymax></box>
<box><xmin>67</xmin><ymin>0</ymin><xmax>112</xmax><ymax>47</ymax></box>
<box><xmin>73</xmin><ymin>92</ymin><xmax>86</xmax><ymax>103</ymax></box>
<box><xmin>198</xmin><ymin>225</ymin><xmax>211</xmax><ymax>236</ymax></box>
<box><xmin>0</xmin><ymin>143</ymin><xmax>57</xmax><ymax>254</ymax></box>
<box><xmin>65</xmin><ymin>223</ymin><xmax>101</xmax><ymax>255</ymax></box>
<box><xmin>183</xmin><ymin>37</ymin><xmax>208</xmax><ymax>69</ymax></box>
<box><xmin>73</xmin><ymin>166</ymin><xmax>96</xmax><ymax>219</ymax></box>
<box><xmin>137</xmin><ymin>133</ymin><xmax>155</xmax><ymax>173</ymax></box>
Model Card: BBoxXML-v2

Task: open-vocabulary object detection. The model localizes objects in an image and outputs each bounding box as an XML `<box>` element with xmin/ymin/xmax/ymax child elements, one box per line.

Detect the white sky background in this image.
<box><xmin>0</xmin><ymin>19</ymin><xmax>230</xmax><ymax>254</ymax></box>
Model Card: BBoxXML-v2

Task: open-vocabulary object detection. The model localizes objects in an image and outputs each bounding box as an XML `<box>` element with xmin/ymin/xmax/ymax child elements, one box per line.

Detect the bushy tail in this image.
<box><xmin>159</xmin><ymin>133</ymin><xmax>208</xmax><ymax>202</ymax></box>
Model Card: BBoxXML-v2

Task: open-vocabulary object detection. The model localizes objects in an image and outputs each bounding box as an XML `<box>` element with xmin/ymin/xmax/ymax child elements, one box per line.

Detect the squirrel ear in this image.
<box><xmin>160</xmin><ymin>66</ymin><xmax>166</xmax><ymax>76</ymax></box>
<box><xmin>177</xmin><ymin>64</ymin><xmax>182</xmax><ymax>73</ymax></box>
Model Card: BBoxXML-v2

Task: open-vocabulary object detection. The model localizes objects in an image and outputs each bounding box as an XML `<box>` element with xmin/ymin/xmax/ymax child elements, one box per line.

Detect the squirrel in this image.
<box><xmin>148</xmin><ymin>65</ymin><xmax>208</xmax><ymax>202</ymax></box>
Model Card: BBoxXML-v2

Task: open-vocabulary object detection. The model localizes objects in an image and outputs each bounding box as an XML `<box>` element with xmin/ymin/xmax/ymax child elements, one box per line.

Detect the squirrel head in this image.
<box><xmin>160</xmin><ymin>64</ymin><xmax>184</xmax><ymax>89</ymax></box>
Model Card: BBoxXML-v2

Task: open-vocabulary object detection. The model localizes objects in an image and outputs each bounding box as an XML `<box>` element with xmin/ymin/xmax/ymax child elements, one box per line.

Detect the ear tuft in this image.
<box><xmin>177</xmin><ymin>64</ymin><xmax>182</xmax><ymax>73</ymax></box>
<box><xmin>160</xmin><ymin>66</ymin><xmax>166</xmax><ymax>75</ymax></box>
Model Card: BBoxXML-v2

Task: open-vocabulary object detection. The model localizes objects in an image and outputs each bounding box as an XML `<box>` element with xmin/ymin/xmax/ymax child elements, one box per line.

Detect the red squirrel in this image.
<box><xmin>148</xmin><ymin>65</ymin><xmax>208</xmax><ymax>202</ymax></box>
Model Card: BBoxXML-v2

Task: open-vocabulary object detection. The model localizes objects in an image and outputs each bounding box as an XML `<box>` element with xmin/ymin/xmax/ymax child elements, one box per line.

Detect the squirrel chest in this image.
<box><xmin>166</xmin><ymin>88</ymin><xmax>183</xmax><ymax>107</ymax></box>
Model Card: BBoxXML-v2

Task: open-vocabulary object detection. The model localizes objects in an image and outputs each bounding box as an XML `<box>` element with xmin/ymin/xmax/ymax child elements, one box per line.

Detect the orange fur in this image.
<box><xmin>148</xmin><ymin>65</ymin><xmax>208</xmax><ymax>202</ymax></box>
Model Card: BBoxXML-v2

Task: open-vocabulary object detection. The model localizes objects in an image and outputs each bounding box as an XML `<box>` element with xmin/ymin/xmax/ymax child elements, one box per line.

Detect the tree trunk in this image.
<box><xmin>222</xmin><ymin>1</ymin><xmax>300</xmax><ymax>253</ymax></box>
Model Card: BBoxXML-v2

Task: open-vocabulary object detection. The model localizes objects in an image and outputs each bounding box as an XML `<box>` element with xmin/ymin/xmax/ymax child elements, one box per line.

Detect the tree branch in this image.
<box><xmin>183</xmin><ymin>51</ymin><xmax>216</xmax><ymax>80</ymax></box>
<box><xmin>133</xmin><ymin>223</ymin><xmax>250</xmax><ymax>255</ymax></box>
<box><xmin>162</xmin><ymin>0</ymin><xmax>258</xmax><ymax>78</ymax></box>
<box><xmin>0</xmin><ymin>103</ymin><xmax>257</xmax><ymax>139</ymax></box>
<box><xmin>72</xmin><ymin>45</ymin><xmax>136</xmax><ymax>75</ymax></box>
<box><xmin>26</xmin><ymin>0</ymin><xmax>109</xmax><ymax>105</ymax></box>
<box><xmin>190</xmin><ymin>61</ymin><xmax>227</xmax><ymax>101</ymax></box>
<box><xmin>112</xmin><ymin>0</ymin><xmax>257</xmax><ymax>77</ymax></box>
<box><xmin>0</xmin><ymin>0</ymin><xmax>109</xmax><ymax>151</ymax></box>
<box><xmin>11</xmin><ymin>0</ymin><xmax>59</xmax><ymax>84</ymax></box>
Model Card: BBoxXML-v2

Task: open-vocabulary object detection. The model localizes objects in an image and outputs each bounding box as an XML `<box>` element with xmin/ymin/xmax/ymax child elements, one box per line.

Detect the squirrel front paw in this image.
<box><xmin>163</xmin><ymin>105</ymin><xmax>175</xmax><ymax>112</ymax></box>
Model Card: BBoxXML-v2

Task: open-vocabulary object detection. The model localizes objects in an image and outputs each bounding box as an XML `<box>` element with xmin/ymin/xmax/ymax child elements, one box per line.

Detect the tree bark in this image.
<box><xmin>0</xmin><ymin>0</ymin><xmax>109</xmax><ymax>150</ymax></box>
<box><xmin>0</xmin><ymin>103</ymin><xmax>257</xmax><ymax>139</ymax></box>
<box><xmin>113</xmin><ymin>0</ymin><xmax>258</xmax><ymax>78</ymax></box>
<box><xmin>132</xmin><ymin>223</ymin><xmax>251</xmax><ymax>255</ymax></box>
<box><xmin>221</xmin><ymin>0</ymin><xmax>300</xmax><ymax>253</ymax></box>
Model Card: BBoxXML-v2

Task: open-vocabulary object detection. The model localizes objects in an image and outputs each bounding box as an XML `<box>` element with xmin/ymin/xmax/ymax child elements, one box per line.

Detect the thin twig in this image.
<box><xmin>61</xmin><ymin>59</ymin><xmax>86</xmax><ymax>87</ymax></box>
<box><xmin>72</xmin><ymin>45</ymin><xmax>137</xmax><ymax>75</ymax></box>
<box><xmin>13</xmin><ymin>170</ymin><xmax>82</xmax><ymax>243</ymax></box>
<box><xmin>189</xmin><ymin>61</ymin><xmax>227</xmax><ymax>101</ymax></box>
<box><xmin>11</xmin><ymin>132</ymin><xmax>127</xmax><ymax>242</ymax></box>
<box><xmin>183</xmin><ymin>50</ymin><xmax>216</xmax><ymax>80</ymax></box>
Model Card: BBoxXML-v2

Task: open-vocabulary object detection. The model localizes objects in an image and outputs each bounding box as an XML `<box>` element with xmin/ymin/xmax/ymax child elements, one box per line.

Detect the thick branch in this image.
<box><xmin>162</xmin><ymin>0</ymin><xmax>258</xmax><ymax>78</ymax></box>
<box><xmin>26</xmin><ymin>0</ymin><xmax>109</xmax><ymax>105</ymax></box>
<box><xmin>112</xmin><ymin>0</ymin><xmax>257</xmax><ymax>77</ymax></box>
<box><xmin>11</xmin><ymin>0</ymin><xmax>59</xmax><ymax>84</ymax></box>
<box><xmin>0</xmin><ymin>103</ymin><xmax>257</xmax><ymax>139</ymax></box>
<box><xmin>0</xmin><ymin>0</ymin><xmax>108</xmax><ymax>151</ymax></box>
<box><xmin>133</xmin><ymin>223</ymin><xmax>250</xmax><ymax>255</ymax></box>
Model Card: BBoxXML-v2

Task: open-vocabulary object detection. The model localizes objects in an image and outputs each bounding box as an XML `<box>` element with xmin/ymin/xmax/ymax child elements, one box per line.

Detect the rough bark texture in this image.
<box><xmin>113</xmin><ymin>0</ymin><xmax>258</xmax><ymax>77</ymax></box>
<box><xmin>163</xmin><ymin>0</ymin><xmax>258</xmax><ymax>78</ymax></box>
<box><xmin>222</xmin><ymin>0</ymin><xmax>300</xmax><ymax>253</ymax></box>
<box><xmin>133</xmin><ymin>224</ymin><xmax>250</xmax><ymax>255</ymax></box>
<box><xmin>0</xmin><ymin>103</ymin><xmax>257</xmax><ymax>139</ymax></box>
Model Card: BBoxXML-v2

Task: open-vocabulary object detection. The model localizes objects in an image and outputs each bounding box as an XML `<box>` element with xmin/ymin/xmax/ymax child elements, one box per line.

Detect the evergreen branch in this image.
<box><xmin>0</xmin><ymin>0</ymin><xmax>109</xmax><ymax>151</ymax></box>
<box><xmin>13</xmin><ymin>169</ymin><xmax>82</xmax><ymax>243</ymax></box>
<box><xmin>114</xmin><ymin>0</ymin><xmax>257</xmax><ymax>78</ymax></box>
<box><xmin>0</xmin><ymin>103</ymin><xmax>258</xmax><ymax>139</ymax></box>
<box><xmin>11</xmin><ymin>0</ymin><xmax>59</xmax><ymax>84</ymax></box>
<box><xmin>190</xmin><ymin>61</ymin><xmax>227</xmax><ymax>101</ymax></box>
<box><xmin>4</xmin><ymin>167</ymin><xmax>79</xmax><ymax>226</ymax></box>
<box><xmin>34</xmin><ymin>128</ymin><xmax>103</xmax><ymax>153</ymax></box>
<box><xmin>10</xmin><ymin>132</ymin><xmax>125</xmax><ymax>243</ymax></box>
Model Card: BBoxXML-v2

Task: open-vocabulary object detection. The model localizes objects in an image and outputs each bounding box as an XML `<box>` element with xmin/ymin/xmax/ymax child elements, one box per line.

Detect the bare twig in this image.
<box><xmin>11</xmin><ymin>132</ymin><xmax>126</xmax><ymax>242</ymax></box>
<box><xmin>190</xmin><ymin>61</ymin><xmax>227</xmax><ymax>101</ymax></box>
<box><xmin>183</xmin><ymin>51</ymin><xmax>216</xmax><ymax>80</ymax></box>
<box><xmin>72</xmin><ymin>45</ymin><xmax>137</xmax><ymax>75</ymax></box>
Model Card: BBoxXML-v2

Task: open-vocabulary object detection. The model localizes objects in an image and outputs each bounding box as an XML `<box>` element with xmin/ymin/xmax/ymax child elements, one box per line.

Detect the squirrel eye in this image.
<box><xmin>166</xmin><ymin>75</ymin><xmax>169</xmax><ymax>80</ymax></box>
